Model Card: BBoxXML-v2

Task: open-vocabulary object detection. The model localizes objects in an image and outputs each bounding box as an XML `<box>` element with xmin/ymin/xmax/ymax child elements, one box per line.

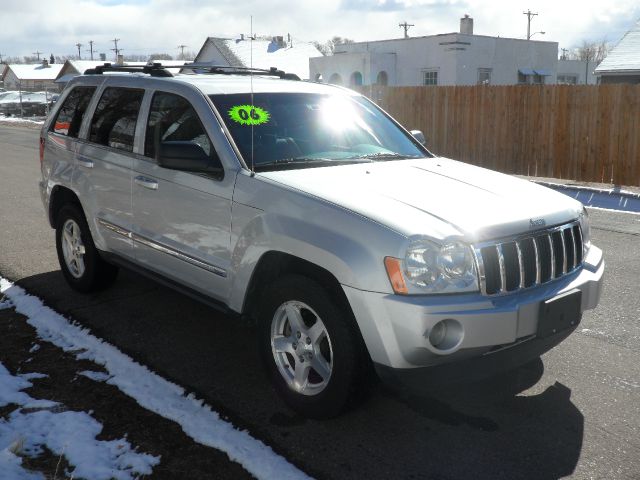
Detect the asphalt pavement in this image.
<box><xmin>1</xmin><ymin>125</ymin><xmax>639</xmax><ymax>480</ymax></box>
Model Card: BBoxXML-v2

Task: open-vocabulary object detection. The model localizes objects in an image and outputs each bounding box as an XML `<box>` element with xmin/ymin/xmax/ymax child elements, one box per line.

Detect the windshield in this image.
<box><xmin>209</xmin><ymin>92</ymin><xmax>429</xmax><ymax>171</ymax></box>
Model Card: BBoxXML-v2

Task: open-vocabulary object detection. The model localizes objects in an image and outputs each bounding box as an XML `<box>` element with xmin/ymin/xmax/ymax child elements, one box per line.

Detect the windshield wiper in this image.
<box><xmin>254</xmin><ymin>157</ymin><xmax>371</xmax><ymax>171</ymax></box>
<box><xmin>346</xmin><ymin>152</ymin><xmax>422</xmax><ymax>161</ymax></box>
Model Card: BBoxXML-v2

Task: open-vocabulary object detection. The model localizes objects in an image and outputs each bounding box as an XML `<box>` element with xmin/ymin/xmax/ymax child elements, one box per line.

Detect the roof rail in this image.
<box><xmin>83</xmin><ymin>62</ymin><xmax>176</xmax><ymax>77</ymax></box>
<box><xmin>181</xmin><ymin>63</ymin><xmax>300</xmax><ymax>80</ymax></box>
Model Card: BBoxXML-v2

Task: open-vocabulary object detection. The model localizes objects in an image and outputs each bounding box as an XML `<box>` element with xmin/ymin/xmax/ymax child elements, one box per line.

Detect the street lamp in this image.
<box><xmin>529</xmin><ymin>31</ymin><xmax>545</xmax><ymax>40</ymax></box>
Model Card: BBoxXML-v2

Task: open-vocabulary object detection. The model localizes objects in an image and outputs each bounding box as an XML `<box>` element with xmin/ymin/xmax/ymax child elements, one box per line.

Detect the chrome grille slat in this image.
<box><xmin>474</xmin><ymin>221</ymin><xmax>584</xmax><ymax>297</ymax></box>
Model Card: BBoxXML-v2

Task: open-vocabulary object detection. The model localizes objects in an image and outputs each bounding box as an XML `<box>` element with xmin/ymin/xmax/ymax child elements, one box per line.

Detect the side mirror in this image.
<box><xmin>410</xmin><ymin>129</ymin><xmax>427</xmax><ymax>146</ymax></box>
<box><xmin>158</xmin><ymin>141</ymin><xmax>223</xmax><ymax>177</ymax></box>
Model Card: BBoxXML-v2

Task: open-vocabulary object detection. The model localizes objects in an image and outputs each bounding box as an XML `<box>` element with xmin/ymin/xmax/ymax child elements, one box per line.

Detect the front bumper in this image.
<box><xmin>342</xmin><ymin>245</ymin><xmax>604</xmax><ymax>374</ymax></box>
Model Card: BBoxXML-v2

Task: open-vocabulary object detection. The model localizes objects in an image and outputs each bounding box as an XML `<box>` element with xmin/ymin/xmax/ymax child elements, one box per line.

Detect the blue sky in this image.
<box><xmin>0</xmin><ymin>0</ymin><xmax>638</xmax><ymax>60</ymax></box>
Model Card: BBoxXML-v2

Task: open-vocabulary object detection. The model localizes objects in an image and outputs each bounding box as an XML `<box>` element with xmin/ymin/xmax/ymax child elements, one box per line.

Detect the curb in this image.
<box><xmin>533</xmin><ymin>181</ymin><xmax>640</xmax><ymax>201</ymax></box>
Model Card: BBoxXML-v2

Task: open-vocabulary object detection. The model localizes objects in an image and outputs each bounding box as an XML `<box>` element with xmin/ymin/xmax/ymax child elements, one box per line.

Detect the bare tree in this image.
<box><xmin>149</xmin><ymin>53</ymin><xmax>173</xmax><ymax>61</ymax></box>
<box><xmin>569</xmin><ymin>39</ymin><xmax>612</xmax><ymax>65</ymax></box>
<box><xmin>313</xmin><ymin>36</ymin><xmax>355</xmax><ymax>56</ymax></box>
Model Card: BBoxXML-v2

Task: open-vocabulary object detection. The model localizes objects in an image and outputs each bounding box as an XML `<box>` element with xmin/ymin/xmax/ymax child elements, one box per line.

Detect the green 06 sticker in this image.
<box><xmin>228</xmin><ymin>105</ymin><xmax>270</xmax><ymax>126</ymax></box>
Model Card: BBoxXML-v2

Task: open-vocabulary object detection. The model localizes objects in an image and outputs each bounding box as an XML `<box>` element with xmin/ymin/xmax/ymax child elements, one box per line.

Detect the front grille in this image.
<box><xmin>475</xmin><ymin>221</ymin><xmax>584</xmax><ymax>296</ymax></box>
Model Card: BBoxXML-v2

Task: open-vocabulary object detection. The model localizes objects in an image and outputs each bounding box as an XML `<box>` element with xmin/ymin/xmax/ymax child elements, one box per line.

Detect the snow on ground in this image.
<box><xmin>0</xmin><ymin>115</ymin><xmax>44</xmax><ymax>126</ymax></box>
<box><xmin>0</xmin><ymin>362</ymin><xmax>159</xmax><ymax>480</ymax></box>
<box><xmin>0</xmin><ymin>277</ymin><xmax>312</xmax><ymax>480</ymax></box>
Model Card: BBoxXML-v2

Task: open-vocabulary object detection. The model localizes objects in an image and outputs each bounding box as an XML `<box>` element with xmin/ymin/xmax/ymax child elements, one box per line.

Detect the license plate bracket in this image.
<box><xmin>537</xmin><ymin>289</ymin><xmax>582</xmax><ymax>338</ymax></box>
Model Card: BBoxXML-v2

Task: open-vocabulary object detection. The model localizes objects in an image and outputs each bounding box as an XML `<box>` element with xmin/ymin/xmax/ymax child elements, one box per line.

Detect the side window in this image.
<box><xmin>51</xmin><ymin>86</ymin><xmax>96</xmax><ymax>138</ymax></box>
<box><xmin>89</xmin><ymin>87</ymin><xmax>144</xmax><ymax>152</ymax></box>
<box><xmin>145</xmin><ymin>91</ymin><xmax>212</xmax><ymax>159</ymax></box>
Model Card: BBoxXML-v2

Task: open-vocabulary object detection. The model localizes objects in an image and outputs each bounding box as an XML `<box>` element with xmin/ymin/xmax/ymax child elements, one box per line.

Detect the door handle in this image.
<box><xmin>77</xmin><ymin>156</ymin><xmax>94</xmax><ymax>168</ymax></box>
<box><xmin>134</xmin><ymin>175</ymin><xmax>159</xmax><ymax>190</ymax></box>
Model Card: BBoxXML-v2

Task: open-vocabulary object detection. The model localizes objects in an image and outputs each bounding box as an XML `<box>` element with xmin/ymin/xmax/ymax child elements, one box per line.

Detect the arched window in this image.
<box><xmin>350</xmin><ymin>71</ymin><xmax>363</xmax><ymax>86</ymax></box>
<box><xmin>328</xmin><ymin>73</ymin><xmax>343</xmax><ymax>85</ymax></box>
<box><xmin>376</xmin><ymin>71</ymin><xmax>388</xmax><ymax>86</ymax></box>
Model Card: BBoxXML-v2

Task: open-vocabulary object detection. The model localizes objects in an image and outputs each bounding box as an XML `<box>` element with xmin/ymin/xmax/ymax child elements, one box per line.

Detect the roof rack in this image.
<box><xmin>84</xmin><ymin>62</ymin><xmax>175</xmax><ymax>77</ymax></box>
<box><xmin>180</xmin><ymin>63</ymin><xmax>300</xmax><ymax>80</ymax></box>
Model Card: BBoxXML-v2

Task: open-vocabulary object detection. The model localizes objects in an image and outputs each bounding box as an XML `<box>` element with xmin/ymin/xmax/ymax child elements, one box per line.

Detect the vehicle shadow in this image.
<box><xmin>15</xmin><ymin>269</ymin><xmax>584</xmax><ymax>480</ymax></box>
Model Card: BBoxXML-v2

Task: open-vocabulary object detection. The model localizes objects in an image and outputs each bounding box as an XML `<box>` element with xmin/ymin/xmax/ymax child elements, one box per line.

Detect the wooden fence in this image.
<box><xmin>357</xmin><ymin>84</ymin><xmax>640</xmax><ymax>186</ymax></box>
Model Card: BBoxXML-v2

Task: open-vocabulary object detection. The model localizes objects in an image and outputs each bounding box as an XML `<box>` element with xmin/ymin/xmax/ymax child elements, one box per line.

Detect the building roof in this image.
<box><xmin>196</xmin><ymin>37</ymin><xmax>322</xmax><ymax>80</ymax></box>
<box><xmin>2</xmin><ymin>63</ymin><xmax>63</xmax><ymax>81</ymax></box>
<box><xmin>595</xmin><ymin>18</ymin><xmax>640</xmax><ymax>74</ymax></box>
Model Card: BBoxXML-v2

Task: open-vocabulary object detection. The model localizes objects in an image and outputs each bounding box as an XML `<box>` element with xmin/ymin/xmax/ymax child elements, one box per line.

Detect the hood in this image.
<box><xmin>258</xmin><ymin>157</ymin><xmax>583</xmax><ymax>242</ymax></box>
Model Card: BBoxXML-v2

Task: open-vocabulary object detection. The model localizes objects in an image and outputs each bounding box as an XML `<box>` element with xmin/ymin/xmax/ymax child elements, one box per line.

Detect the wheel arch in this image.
<box><xmin>49</xmin><ymin>185</ymin><xmax>82</xmax><ymax>228</ymax></box>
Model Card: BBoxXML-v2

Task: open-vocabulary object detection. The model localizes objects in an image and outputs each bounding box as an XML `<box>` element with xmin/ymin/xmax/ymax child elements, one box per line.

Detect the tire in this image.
<box><xmin>55</xmin><ymin>204</ymin><xmax>118</xmax><ymax>293</ymax></box>
<box><xmin>258</xmin><ymin>274</ymin><xmax>372</xmax><ymax>418</ymax></box>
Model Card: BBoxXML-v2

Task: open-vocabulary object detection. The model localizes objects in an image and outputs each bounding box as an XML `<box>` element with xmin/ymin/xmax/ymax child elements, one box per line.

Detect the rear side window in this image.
<box><xmin>89</xmin><ymin>87</ymin><xmax>144</xmax><ymax>152</ymax></box>
<box><xmin>52</xmin><ymin>86</ymin><xmax>96</xmax><ymax>138</ymax></box>
<box><xmin>144</xmin><ymin>91</ymin><xmax>212</xmax><ymax>159</ymax></box>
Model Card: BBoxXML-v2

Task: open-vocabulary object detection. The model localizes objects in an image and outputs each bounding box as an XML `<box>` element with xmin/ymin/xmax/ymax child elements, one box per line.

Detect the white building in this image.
<box><xmin>194</xmin><ymin>35</ymin><xmax>322</xmax><ymax>80</ymax></box>
<box><xmin>1</xmin><ymin>61</ymin><xmax>64</xmax><ymax>92</ymax></box>
<box><xmin>557</xmin><ymin>59</ymin><xmax>597</xmax><ymax>85</ymax></box>
<box><xmin>310</xmin><ymin>16</ymin><xmax>560</xmax><ymax>87</ymax></box>
<box><xmin>595</xmin><ymin>18</ymin><xmax>640</xmax><ymax>84</ymax></box>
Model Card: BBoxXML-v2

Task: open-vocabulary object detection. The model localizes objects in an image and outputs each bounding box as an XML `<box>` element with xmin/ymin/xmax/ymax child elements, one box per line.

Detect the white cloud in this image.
<box><xmin>0</xmin><ymin>0</ymin><xmax>638</xmax><ymax>59</ymax></box>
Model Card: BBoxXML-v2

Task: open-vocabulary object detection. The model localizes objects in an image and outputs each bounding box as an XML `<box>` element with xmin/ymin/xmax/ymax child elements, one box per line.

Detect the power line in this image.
<box><xmin>111</xmin><ymin>38</ymin><xmax>121</xmax><ymax>61</ymax></box>
<box><xmin>523</xmin><ymin>10</ymin><xmax>538</xmax><ymax>40</ymax></box>
<box><xmin>398</xmin><ymin>21</ymin><xmax>414</xmax><ymax>39</ymax></box>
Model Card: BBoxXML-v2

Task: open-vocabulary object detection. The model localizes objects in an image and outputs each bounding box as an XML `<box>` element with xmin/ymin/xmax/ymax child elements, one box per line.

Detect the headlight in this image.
<box><xmin>385</xmin><ymin>240</ymin><xmax>479</xmax><ymax>295</ymax></box>
<box><xmin>578</xmin><ymin>207</ymin><xmax>591</xmax><ymax>254</ymax></box>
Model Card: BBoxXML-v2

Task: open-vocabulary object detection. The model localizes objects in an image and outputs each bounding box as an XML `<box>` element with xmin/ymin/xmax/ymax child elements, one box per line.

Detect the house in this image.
<box><xmin>310</xmin><ymin>15</ymin><xmax>559</xmax><ymax>87</ymax></box>
<box><xmin>1</xmin><ymin>61</ymin><xmax>64</xmax><ymax>92</ymax></box>
<box><xmin>595</xmin><ymin>18</ymin><xmax>640</xmax><ymax>84</ymax></box>
<box><xmin>557</xmin><ymin>59</ymin><xmax>597</xmax><ymax>85</ymax></box>
<box><xmin>194</xmin><ymin>35</ymin><xmax>322</xmax><ymax>80</ymax></box>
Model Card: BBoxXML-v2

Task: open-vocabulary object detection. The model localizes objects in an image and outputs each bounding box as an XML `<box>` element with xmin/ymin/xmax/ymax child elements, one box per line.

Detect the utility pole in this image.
<box><xmin>111</xmin><ymin>38</ymin><xmax>121</xmax><ymax>61</ymax></box>
<box><xmin>75</xmin><ymin>43</ymin><xmax>83</xmax><ymax>60</ymax></box>
<box><xmin>560</xmin><ymin>48</ymin><xmax>569</xmax><ymax>60</ymax></box>
<box><xmin>0</xmin><ymin>54</ymin><xmax>4</xmax><ymax>64</ymax></box>
<box><xmin>398</xmin><ymin>21</ymin><xmax>414</xmax><ymax>39</ymax></box>
<box><xmin>87</xmin><ymin>40</ymin><xmax>95</xmax><ymax>60</ymax></box>
<box><xmin>523</xmin><ymin>10</ymin><xmax>538</xmax><ymax>40</ymax></box>
<box><xmin>177</xmin><ymin>44</ymin><xmax>187</xmax><ymax>59</ymax></box>
<box><xmin>32</xmin><ymin>51</ymin><xmax>43</xmax><ymax>61</ymax></box>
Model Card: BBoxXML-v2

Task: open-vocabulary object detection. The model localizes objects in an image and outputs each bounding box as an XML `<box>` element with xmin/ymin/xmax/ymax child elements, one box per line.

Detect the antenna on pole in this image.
<box><xmin>87</xmin><ymin>40</ymin><xmax>95</xmax><ymax>60</ymax></box>
<box><xmin>523</xmin><ymin>10</ymin><xmax>538</xmax><ymax>40</ymax></box>
<box><xmin>250</xmin><ymin>15</ymin><xmax>255</xmax><ymax>176</ymax></box>
<box><xmin>75</xmin><ymin>43</ymin><xmax>83</xmax><ymax>60</ymax></box>
<box><xmin>399</xmin><ymin>21</ymin><xmax>414</xmax><ymax>39</ymax></box>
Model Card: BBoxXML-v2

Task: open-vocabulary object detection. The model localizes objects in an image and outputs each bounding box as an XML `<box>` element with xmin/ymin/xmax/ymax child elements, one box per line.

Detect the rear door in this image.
<box><xmin>130</xmin><ymin>87</ymin><xmax>237</xmax><ymax>302</ymax></box>
<box><xmin>74</xmin><ymin>82</ymin><xmax>144</xmax><ymax>259</ymax></box>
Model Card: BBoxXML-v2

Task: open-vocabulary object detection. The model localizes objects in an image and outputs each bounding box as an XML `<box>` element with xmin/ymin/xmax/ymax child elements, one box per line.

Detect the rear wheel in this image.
<box><xmin>55</xmin><ymin>204</ymin><xmax>118</xmax><ymax>292</ymax></box>
<box><xmin>259</xmin><ymin>275</ymin><xmax>371</xmax><ymax>418</ymax></box>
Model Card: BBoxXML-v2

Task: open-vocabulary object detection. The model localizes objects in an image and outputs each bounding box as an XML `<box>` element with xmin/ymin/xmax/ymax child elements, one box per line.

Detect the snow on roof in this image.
<box><xmin>202</xmin><ymin>37</ymin><xmax>322</xmax><ymax>80</ymax></box>
<box><xmin>595</xmin><ymin>18</ymin><xmax>640</xmax><ymax>74</ymax></box>
<box><xmin>4</xmin><ymin>63</ymin><xmax>63</xmax><ymax>80</ymax></box>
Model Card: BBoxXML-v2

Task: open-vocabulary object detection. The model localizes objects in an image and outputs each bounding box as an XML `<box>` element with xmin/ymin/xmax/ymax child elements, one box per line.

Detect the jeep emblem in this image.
<box><xmin>529</xmin><ymin>218</ymin><xmax>546</xmax><ymax>228</ymax></box>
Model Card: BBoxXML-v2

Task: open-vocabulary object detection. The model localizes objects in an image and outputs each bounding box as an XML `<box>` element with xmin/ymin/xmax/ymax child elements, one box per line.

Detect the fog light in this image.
<box><xmin>429</xmin><ymin>321</ymin><xmax>447</xmax><ymax>347</ymax></box>
<box><xmin>427</xmin><ymin>319</ymin><xmax>464</xmax><ymax>351</ymax></box>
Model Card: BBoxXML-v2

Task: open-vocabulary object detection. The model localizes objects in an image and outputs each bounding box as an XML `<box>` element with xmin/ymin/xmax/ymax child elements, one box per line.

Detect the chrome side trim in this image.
<box><xmin>98</xmin><ymin>218</ymin><xmax>131</xmax><ymax>238</ymax></box>
<box><xmin>96</xmin><ymin>218</ymin><xmax>227</xmax><ymax>278</ymax></box>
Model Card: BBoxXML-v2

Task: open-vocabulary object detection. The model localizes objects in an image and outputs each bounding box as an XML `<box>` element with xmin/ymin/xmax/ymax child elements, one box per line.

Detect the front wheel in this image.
<box><xmin>55</xmin><ymin>204</ymin><xmax>118</xmax><ymax>293</ymax></box>
<box><xmin>259</xmin><ymin>275</ymin><xmax>371</xmax><ymax>418</ymax></box>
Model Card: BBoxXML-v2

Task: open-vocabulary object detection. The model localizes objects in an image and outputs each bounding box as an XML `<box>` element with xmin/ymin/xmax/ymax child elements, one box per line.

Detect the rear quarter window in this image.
<box><xmin>51</xmin><ymin>86</ymin><xmax>96</xmax><ymax>138</ymax></box>
<box><xmin>89</xmin><ymin>87</ymin><xmax>144</xmax><ymax>152</ymax></box>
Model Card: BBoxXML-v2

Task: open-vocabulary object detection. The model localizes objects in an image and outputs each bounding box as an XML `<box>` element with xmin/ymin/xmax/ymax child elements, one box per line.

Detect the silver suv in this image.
<box><xmin>39</xmin><ymin>63</ymin><xmax>604</xmax><ymax>418</ymax></box>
